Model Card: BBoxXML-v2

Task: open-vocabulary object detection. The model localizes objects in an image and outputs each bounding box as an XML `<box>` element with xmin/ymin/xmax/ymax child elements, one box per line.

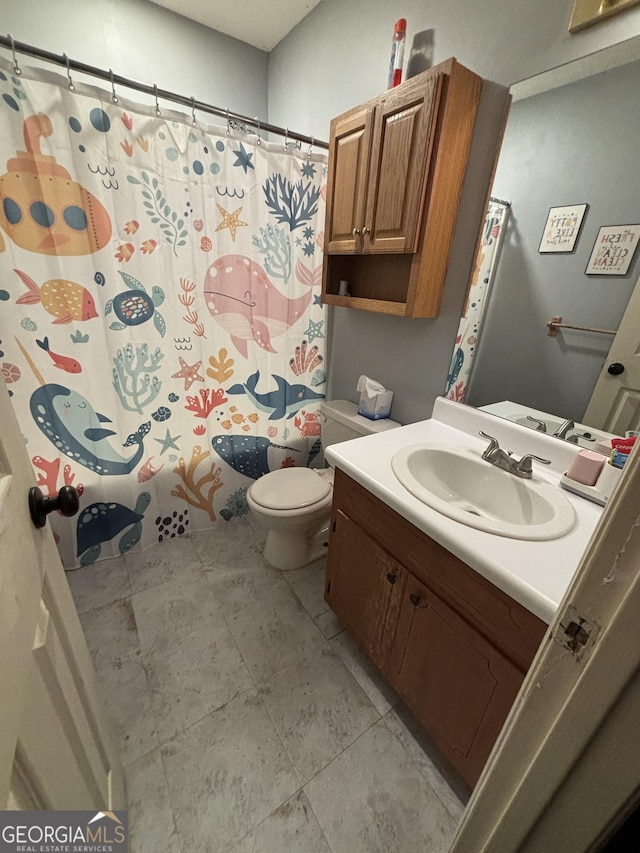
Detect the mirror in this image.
<box><xmin>460</xmin><ymin>36</ymin><xmax>640</xmax><ymax>441</ymax></box>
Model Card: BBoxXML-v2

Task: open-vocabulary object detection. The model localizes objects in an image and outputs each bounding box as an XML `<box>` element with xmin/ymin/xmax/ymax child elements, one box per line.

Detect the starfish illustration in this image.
<box><xmin>232</xmin><ymin>141</ymin><xmax>254</xmax><ymax>173</ymax></box>
<box><xmin>172</xmin><ymin>356</ymin><xmax>205</xmax><ymax>390</ymax></box>
<box><xmin>313</xmin><ymin>293</ymin><xmax>323</xmax><ymax>306</ymax></box>
<box><xmin>304</xmin><ymin>319</ymin><xmax>324</xmax><ymax>342</ymax></box>
<box><xmin>300</xmin><ymin>162</ymin><xmax>316</xmax><ymax>179</ymax></box>
<box><xmin>155</xmin><ymin>428</ymin><xmax>181</xmax><ymax>454</ymax></box>
<box><xmin>215</xmin><ymin>204</ymin><xmax>248</xmax><ymax>241</ymax></box>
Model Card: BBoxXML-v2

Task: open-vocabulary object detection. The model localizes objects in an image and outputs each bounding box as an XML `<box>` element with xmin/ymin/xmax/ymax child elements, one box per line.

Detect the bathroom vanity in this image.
<box><xmin>324</xmin><ymin>398</ymin><xmax>603</xmax><ymax>788</ymax></box>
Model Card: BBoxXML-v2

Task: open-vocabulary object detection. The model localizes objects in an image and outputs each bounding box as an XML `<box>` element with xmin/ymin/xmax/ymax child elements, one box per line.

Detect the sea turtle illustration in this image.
<box><xmin>76</xmin><ymin>491</ymin><xmax>151</xmax><ymax>566</ymax></box>
<box><xmin>105</xmin><ymin>271</ymin><xmax>166</xmax><ymax>337</ymax></box>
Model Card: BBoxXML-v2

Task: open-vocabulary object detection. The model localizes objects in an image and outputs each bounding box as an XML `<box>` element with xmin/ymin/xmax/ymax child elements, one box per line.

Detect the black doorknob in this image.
<box><xmin>29</xmin><ymin>485</ymin><xmax>80</xmax><ymax>529</ymax></box>
<box><xmin>607</xmin><ymin>362</ymin><xmax>625</xmax><ymax>376</ymax></box>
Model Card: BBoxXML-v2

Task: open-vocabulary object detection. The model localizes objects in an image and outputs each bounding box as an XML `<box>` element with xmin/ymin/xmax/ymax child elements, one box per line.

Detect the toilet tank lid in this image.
<box><xmin>320</xmin><ymin>400</ymin><xmax>401</xmax><ymax>435</ymax></box>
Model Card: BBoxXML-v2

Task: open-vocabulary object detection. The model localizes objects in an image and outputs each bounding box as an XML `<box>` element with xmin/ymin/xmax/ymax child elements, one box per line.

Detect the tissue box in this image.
<box><xmin>357</xmin><ymin>375</ymin><xmax>393</xmax><ymax>420</ymax></box>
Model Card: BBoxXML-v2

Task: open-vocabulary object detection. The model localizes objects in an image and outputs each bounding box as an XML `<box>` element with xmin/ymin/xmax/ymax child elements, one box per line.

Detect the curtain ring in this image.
<box><xmin>9</xmin><ymin>34</ymin><xmax>21</xmax><ymax>76</ymax></box>
<box><xmin>109</xmin><ymin>69</ymin><xmax>118</xmax><ymax>104</ymax></box>
<box><xmin>307</xmin><ymin>135</ymin><xmax>314</xmax><ymax>162</ymax></box>
<box><xmin>254</xmin><ymin>116</ymin><xmax>261</xmax><ymax>145</ymax></box>
<box><xmin>154</xmin><ymin>83</ymin><xmax>161</xmax><ymax>116</ymax></box>
<box><xmin>225</xmin><ymin>107</ymin><xmax>231</xmax><ymax>136</ymax></box>
<box><xmin>63</xmin><ymin>53</ymin><xmax>74</xmax><ymax>91</ymax></box>
<box><xmin>283</xmin><ymin>127</ymin><xmax>289</xmax><ymax>151</ymax></box>
<box><xmin>191</xmin><ymin>96</ymin><xmax>197</xmax><ymax>127</ymax></box>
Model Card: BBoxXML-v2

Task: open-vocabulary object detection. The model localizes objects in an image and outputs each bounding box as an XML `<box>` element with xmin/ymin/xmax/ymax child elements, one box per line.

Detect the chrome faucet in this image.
<box><xmin>479</xmin><ymin>431</ymin><xmax>551</xmax><ymax>479</ymax></box>
<box><xmin>553</xmin><ymin>419</ymin><xmax>575</xmax><ymax>440</ymax></box>
<box><xmin>526</xmin><ymin>416</ymin><xmax>547</xmax><ymax>433</ymax></box>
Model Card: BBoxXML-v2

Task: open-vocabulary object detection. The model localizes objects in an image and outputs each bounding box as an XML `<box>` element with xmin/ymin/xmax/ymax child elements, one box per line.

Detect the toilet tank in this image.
<box><xmin>319</xmin><ymin>400</ymin><xmax>401</xmax><ymax>450</ymax></box>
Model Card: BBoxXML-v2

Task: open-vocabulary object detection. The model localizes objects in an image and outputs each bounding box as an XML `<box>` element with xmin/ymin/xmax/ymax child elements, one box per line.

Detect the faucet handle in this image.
<box><xmin>516</xmin><ymin>453</ymin><xmax>551</xmax><ymax>475</ymax></box>
<box><xmin>479</xmin><ymin>430</ymin><xmax>499</xmax><ymax>450</ymax></box>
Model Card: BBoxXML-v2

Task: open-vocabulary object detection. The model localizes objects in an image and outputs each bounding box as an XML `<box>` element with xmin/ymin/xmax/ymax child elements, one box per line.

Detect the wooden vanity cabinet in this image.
<box><xmin>325</xmin><ymin>469</ymin><xmax>547</xmax><ymax>789</ymax></box>
<box><xmin>322</xmin><ymin>58</ymin><xmax>507</xmax><ymax>317</ymax></box>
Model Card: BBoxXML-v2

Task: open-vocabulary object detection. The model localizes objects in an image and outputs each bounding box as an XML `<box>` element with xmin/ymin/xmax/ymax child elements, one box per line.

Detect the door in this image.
<box><xmin>363</xmin><ymin>71</ymin><xmax>442</xmax><ymax>253</ymax></box>
<box><xmin>0</xmin><ymin>384</ymin><xmax>124</xmax><ymax>809</ymax></box>
<box><xmin>391</xmin><ymin>576</ymin><xmax>524</xmax><ymax>788</ymax></box>
<box><xmin>325</xmin><ymin>510</ymin><xmax>405</xmax><ymax>671</ymax></box>
<box><xmin>584</xmin><ymin>272</ymin><xmax>640</xmax><ymax>433</ymax></box>
<box><xmin>325</xmin><ymin>106</ymin><xmax>374</xmax><ymax>253</ymax></box>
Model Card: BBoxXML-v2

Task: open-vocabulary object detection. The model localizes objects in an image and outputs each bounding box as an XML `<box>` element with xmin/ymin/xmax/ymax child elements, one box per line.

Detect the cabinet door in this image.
<box><xmin>325</xmin><ymin>106</ymin><xmax>374</xmax><ymax>253</ymax></box>
<box><xmin>391</xmin><ymin>577</ymin><xmax>524</xmax><ymax>788</ymax></box>
<box><xmin>325</xmin><ymin>510</ymin><xmax>405</xmax><ymax>671</ymax></box>
<box><xmin>363</xmin><ymin>72</ymin><xmax>442</xmax><ymax>253</ymax></box>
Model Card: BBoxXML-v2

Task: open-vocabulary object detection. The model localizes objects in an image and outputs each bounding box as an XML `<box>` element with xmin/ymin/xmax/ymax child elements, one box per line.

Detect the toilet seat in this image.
<box><xmin>250</xmin><ymin>467</ymin><xmax>332</xmax><ymax>511</ymax></box>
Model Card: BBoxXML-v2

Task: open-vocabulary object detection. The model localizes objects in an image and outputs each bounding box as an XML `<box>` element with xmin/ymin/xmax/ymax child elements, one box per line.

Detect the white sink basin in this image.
<box><xmin>391</xmin><ymin>443</ymin><xmax>576</xmax><ymax>540</ymax></box>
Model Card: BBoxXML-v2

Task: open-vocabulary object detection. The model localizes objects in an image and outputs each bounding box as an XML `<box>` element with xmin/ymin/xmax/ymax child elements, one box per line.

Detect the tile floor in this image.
<box><xmin>68</xmin><ymin>516</ymin><xmax>468</xmax><ymax>853</ymax></box>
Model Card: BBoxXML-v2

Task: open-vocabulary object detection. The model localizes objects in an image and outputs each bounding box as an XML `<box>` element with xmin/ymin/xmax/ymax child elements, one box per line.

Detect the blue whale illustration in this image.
<box><xmin>30</xmin><ymin>384</ymin><xmax>150</xmax><ymax>475</ymax></box>
<box><xmin>212</xmin><ymin>435</ymin><xmax>298</xmax><ymax>480</ymax></box>
<box><xmin>227</xmin><ymin>370</ymin><xmax>324</xmax><ymax>420</ymax></box>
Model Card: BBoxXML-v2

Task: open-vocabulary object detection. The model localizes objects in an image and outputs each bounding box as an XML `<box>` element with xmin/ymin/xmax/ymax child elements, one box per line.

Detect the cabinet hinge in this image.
<box><xmin>552</xmin><ymin>604</ymin><xmax>601</xmax><ymax>660</ymax></box>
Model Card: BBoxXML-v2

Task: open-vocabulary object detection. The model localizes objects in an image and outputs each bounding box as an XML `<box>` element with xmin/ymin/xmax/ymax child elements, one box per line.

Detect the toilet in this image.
<box><xmin>247</xmin><ymin>400</ymin><xmax>401</xmax><ymax>570</ymax></box>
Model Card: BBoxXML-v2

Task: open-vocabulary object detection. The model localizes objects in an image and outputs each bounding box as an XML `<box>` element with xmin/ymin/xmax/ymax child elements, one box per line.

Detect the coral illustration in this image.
<box><xmin>252</xmin><ymin>223</ymin><xmax>291</xmax><ymax>283</ymax></box>
<box><xmin>32</xmin><ymin>455</ymin><xmax>84</xmax><ymax>499</ymax></box>
<box><xmin>171</xmin><ymin>445</ymin><xmax>223</xmax><ymax>521</ymax></box>
<box><xmin>127</xmin><ymin>172</ymin><xmax>188</xmax><ymax>256</ymax></box>
<box><xmin>179</xmin><ymin>278</ymin><xmax>206</xmax><ymax>338</ymax></box>
<box><xmin>184</xmin><ymin>388</ymin><xmax>228</xmax><ymax>418</ymax></box>
<box><xmin>112</xmin><ymin>343</ymin><xmax>164</xmax><ymax>414</ymax></box>
<box><xmin>207</xmin><ymin>348</ymin><xmax>234</xmax><ymax>383</ymax></box>
<box><xmin>263</xmin><ymin>173</ymin><xmax>321</xmax><ymax>231</ymax></box>
<box><xmin>289</xmin><ymin>340</ymin><xmax>323</xmax><ymax>376</ymax></box>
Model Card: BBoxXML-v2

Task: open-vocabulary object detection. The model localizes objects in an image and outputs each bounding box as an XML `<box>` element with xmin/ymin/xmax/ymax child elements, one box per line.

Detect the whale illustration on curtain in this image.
<box><xmin>0</xmin><ymin>57</ymin><xmax>327</xmax><ymax>567</ymax></box>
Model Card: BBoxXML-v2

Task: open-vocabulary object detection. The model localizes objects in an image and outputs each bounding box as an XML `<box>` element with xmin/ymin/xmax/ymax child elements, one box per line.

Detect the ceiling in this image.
<box><xmin>149</xmin><ymin>0</ymin><xmax>323</xmax><ymax>51</ymax></box>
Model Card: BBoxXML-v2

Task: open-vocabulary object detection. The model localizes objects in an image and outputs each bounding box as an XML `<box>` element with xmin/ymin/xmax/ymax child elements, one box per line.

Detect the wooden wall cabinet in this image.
<box><xmin>325</xmin><ymin>469</ymin><xmax>546</xmax><ymax>789</ymax></box>
<box><xmin>322</xmin><ymin>58</ymin><xmax>508</xmax><ymax>318</ymax></box>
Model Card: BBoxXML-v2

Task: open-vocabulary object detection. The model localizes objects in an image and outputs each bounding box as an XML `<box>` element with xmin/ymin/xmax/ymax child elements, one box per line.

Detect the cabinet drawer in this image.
<box><xmin>332</xmin><ymin>469</ymin><xmax>546</xmax><ymax>670</ymax></box>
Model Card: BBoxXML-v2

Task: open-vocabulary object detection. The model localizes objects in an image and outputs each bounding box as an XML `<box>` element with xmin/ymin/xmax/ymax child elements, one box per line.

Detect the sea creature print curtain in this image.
<box><xmin>444</xmin><ymin>199</ymin><xmax>510</xmax><ymax>402</ymax></box>
<box><xmin>0</xmin><ymin>59</ymin><xmax>327</xmax><ymax>568</ymax></box>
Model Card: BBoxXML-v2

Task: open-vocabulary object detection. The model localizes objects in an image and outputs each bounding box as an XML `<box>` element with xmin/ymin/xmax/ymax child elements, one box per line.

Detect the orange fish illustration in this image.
<box><xmin>115</xmin><ymin>242</ymin><xmax>135</xmax><ymax>262</ymax></box>
<box><xmin>120</xmin><ymin>140</ymin><xmax>133</xmax><ymax>158</ymax></box>
<box><xmin>0</xmin><ymin>114</ymin><xmax>112</xmax><ymax>256</ymax></box>
<box><xmin>140</xmin><ymin>239</ymin><xmax>157</xmax><ymax>255</ymax></box>
<box><xmin>137</xmin><ymin>456</ymin><xmax>164</xmax><ymax>482</ymax></box>
<box><xmin>36</xmin><ymin>337</ymin><xmax>82</xmax><ymax>373</ymax></box>
<box><xmin>14</xmin><ymin>268</ymin><xmax>98</xmax><ymax>323</ymax></box>
<box><xmin>124</xmin><ymin>220</ymin><xmax>139</xmax><ymax>235</ymax></box>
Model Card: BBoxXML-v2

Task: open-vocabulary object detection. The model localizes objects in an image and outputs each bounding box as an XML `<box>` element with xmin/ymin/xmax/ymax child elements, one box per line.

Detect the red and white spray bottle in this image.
<box><xmin>387</xmin><ymin>18</ymin><xmax>407</xmax><ymax>88</ymax></box>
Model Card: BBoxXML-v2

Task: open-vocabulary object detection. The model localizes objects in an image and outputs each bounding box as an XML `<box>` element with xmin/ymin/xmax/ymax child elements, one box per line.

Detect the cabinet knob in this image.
<box><xmin>352</xmin><ymin>227</ymin><xmax>360</xmax><ymax>236</ymax></box>
<box><xmin>386</xmin><ymin>572</ymin><xmax>396</xmax><ymax>585</ymax></box>
<box><xmin>362</xmin><ymin>226</ymin><xmax>370</xmax><ymax>235</ymax></box>
<box><xmin>607</xmin><ymin>362</ymin><xmax>625</xmax><ymax>376</ymax></box>
<box><xmin>410</xmin><ymin>593</ymin><xmax>421</xmax><ymax>607</ymax></box>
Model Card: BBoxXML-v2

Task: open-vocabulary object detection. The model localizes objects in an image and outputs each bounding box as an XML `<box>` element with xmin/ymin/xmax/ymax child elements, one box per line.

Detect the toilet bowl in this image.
<box><xmin>247</xmin><ymin>400</ymin><xmax>400</xmax><ymax>570</ymax></box>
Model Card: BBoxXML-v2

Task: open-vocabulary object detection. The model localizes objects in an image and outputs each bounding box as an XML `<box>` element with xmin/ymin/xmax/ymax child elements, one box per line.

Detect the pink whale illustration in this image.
<box><xmin>203</xmin><ymin>255</ymin><xmax>314</xmax><ymax>358</ymax></box>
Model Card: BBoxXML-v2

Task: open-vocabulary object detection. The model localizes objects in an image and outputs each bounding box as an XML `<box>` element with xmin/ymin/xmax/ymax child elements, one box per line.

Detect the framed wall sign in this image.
<box><xmin>585</xmin><ymin>224</ymin><xmax>640</xmax><ymax>275</ymax></box>
<box><xmin>538</xmin><ymin>203</ymin><xmax>588</xmax><ymax>253</ymax></box>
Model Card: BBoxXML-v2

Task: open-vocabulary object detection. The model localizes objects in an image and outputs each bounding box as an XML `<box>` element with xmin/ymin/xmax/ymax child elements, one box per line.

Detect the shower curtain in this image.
<box><xmin>0</xmin><ymin>58</ymin><xmax>327</xmax><ymax>568</ymax></box>
<box><xmin>444</xmin><ymin>199</ymin><xmax>509</xmax><ymax>402</ymax></box>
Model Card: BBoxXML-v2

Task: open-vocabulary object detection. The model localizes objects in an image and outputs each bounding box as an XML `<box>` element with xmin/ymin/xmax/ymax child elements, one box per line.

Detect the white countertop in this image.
<box><xmin>326</xmin><ymin>398</ymin><xmax>604</xmax><ymax>624</ymax></box>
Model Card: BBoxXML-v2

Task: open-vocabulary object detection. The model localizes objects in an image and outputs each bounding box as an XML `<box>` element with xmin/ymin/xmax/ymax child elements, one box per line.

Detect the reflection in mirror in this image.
<box><xmin>448</xmin><ymin>37</ymin><xmax>640</xmax><ymax>442</ymax></box>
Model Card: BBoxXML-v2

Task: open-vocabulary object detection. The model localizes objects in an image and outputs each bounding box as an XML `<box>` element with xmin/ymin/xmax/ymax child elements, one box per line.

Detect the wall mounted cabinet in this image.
<box><xmin>322</xmin><ymin>58</ymin><xmax>509</xmax><ymax>317</ymax></box>
<box><xmin>325</xmin><ymin>469</ymin><xmax>546</xmax><ymax>789</ymax></box>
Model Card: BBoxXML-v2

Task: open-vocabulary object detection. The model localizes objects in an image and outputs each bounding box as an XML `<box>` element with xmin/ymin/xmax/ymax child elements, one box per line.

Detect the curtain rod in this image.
<box><xmin>0</xmin><ymin>34</ymin><xmax>329</xmax><ymax>150</ymax></box>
